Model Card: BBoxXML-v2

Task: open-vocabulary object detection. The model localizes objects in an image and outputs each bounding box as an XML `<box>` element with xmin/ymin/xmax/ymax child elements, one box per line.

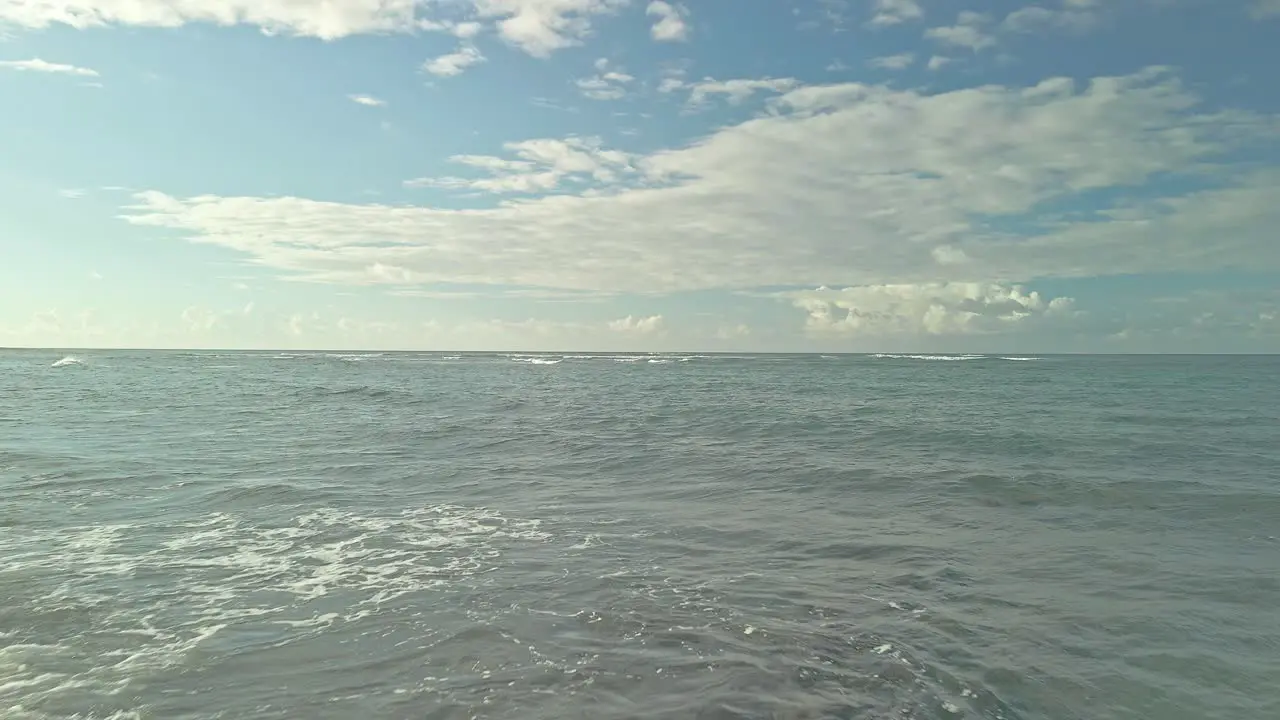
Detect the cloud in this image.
<box><xmin>575</xmin><ymin>58</ymin><xmax>634</xmax><ymax>100</ymax></box>
<box><xmin>423</xmin><ymin>44</ymin><xmax>485</xmax><ymax>77</ymax></box>
<box><xmin>1250</xmin><ymin>0</ymin><xmax>1280</xmax><ymax>19</ymax></box>
<box><xmin>0</xmin><ymin>58</ymin><xmax>98</xmax><ymax>76</ymax></box>
<box><xmin>405</xmin><ymin>135</ymin><xmax>637</xmax><ymax>193</ymax></box>
<box><xmin>869</xmin><ymin>53</ymin><xmax>914</xmax><ymax>70</ymax></box>
<box><xmin>784</xmin><ymin>283</ymin><xmax>1077</xmax><ymax>337</ymax></box>
<box><xmin>59</xmin><ymin>188</ymin><xmax>87</xmax><ymax>199</ymax></box>
<box><xmin>347</xmin><ymin>93</ymin><xmax>386</xmax><ymax>106</ymax></box>
<box><xmin>608</xmin><ymin>314</ymin><xmax>664</xmax><ymax>334</ymax></box>
<box><xmin>645</xmin><ymin>1</ymin><xmax>688</xmax><ymax>41</ymax></box>
<box><xmin>926</xmin><ymin>11</ymin><xmax>995</xmax><ymax>51</ymax></box>
<box><xmin>181</xmin><ymin>306</ymin><xmax>221</xmax><ymax>333</ymax></box>
<box><xmin>927</xmin><ymin>55</ymin><xmax>954</xmax><ymax>71</ymax></box>
<box><xmin>868</xmin><ymin>0</ymin><xmax>923</xmax><ymax>27</ymax></box>
<box><xmin>120</xmin><ymin>68</ymin><xmax>1280</xmax><ymax>296</ymax></box>
<box><xmin>681</xmin><ymin>77</ymin><xmax>798</xmax><ymax>109</ymax></box>
<box><xmin>0</xmin><ymin>1</ymin><xmax>637</xmax><ymax>56</ymax></box>
<box><xmin>1002</xmin><ymin>5</ymin><xmax>1097</xmax><ymax>34</ymax></box>
<box><xmin>0</xmin><ymin>0</ymin><xmax>429</xmax><ymax>40</ymax></box>
<box><xmin>471</xmin><ymin>0</ymin><xmax>628</xmax><ymax>57</ymax></box>
<box><xmin>715</xmin><ymin>323</ymin><xmax>751</xmax><ymax>340</ymax></box>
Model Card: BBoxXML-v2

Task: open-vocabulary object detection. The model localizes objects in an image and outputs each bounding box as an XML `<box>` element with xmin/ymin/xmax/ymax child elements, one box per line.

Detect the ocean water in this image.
<box><xmin>1</xmin><ymin>350</ymin><xmax>1277</xmax><ymax>720</ymax></box>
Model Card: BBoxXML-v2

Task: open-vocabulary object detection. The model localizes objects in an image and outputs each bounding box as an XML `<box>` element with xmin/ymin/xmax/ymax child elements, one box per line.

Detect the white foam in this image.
<box><xmin>0</xmin><ymin>504</ymin><xmax>550</xmax><ymax>715</ymax></box>
<box><xmin>872</xmin><ymin>354</ymin><xmax>984</xmax><ymax>361</ymax></box>
<box><xmin>50</xmin><ymin>356</ymin><xmax>84</xmax><ymax>368</ymax></box>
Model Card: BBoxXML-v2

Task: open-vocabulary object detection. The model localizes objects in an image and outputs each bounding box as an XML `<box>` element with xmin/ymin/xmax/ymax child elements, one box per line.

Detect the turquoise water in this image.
<box><xmin>2</xmin><ymin>351</ymin><xmax>1277</xmax><ymax>719</ymax></box>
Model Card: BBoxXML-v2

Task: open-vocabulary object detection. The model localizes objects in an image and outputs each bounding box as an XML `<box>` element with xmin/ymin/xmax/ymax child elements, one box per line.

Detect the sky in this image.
<box><xmin>1</xmin><ymin>0</ymin><xmax>1278</xmax><ymax>352</ymax></box>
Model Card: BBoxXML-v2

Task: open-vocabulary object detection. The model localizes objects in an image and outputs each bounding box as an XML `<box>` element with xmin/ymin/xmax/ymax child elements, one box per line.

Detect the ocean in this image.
<box><xmin>1</xmin><ymin>350</ymin><xmax>1277</xmax><ymax>720</ymax></box>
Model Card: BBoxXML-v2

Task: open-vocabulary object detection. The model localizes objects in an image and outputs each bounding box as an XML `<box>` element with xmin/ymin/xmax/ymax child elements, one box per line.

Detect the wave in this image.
<box><xmin>871</xmin><ymin>354</ymin><xmax>1043</xmax><ymax>362</ymax></box>
<box><xmin>872</xmin><ymin>354</ymin><xmax>984</xmax><ymax>361</ymax></box>
<box><xmin>50</xmin><ymin>356</ymin><xmax>84</xmax><ymax>368</ymax></box>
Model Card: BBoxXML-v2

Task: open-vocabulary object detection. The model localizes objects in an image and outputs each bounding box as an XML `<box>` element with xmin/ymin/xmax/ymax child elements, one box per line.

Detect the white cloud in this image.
<box><xmin>423</xmin><ymin>44</ymin><xmax>485</xmax><ymax>77</ymax></box>
<box><xmin>450</xmin><ymin>20</ymin><xmax>484</xmax><ymax>38</ymax></box>
<box><xmin>575</xmin><ymin>58</ymin><xmax>634</xmax><ymax>100</ymax></box>
<box><xmin>347</xmin><ymin>93</ymin><xmax>386</xmax><ymax>106</ymax></box>
<box><xmin>0</xmin><ymin>0</ymin><xmax>429</xmax><ymax>40</ymax></box>
<box><xmin>785</xmin><ymin>283</ymin><xmax>1077</xmax><ymax>336</ymax></box>
<box><xmin>927</xmin><ymin>55</ymin><xmax>954</xmax><ymax>71</ymax></box>
<box><xmin>1002</xmin><ymin>6</ymin><xmax>1097</xmax><ymax>34</ymax></box>
<box><xmin>869</xmin><ymin>0</ymin><xmax>923</xmax><ymax>27</ymax></box>
<box><xmin>608</xmin><ymin>314</ymin><xmax>664</xmax><ymax>334</ymax></box>
<box><xmin>59</xmin><ymin>188</ymin><xmax>87</xmax><ymax>199</ymax></box>
<box><xmin>470</xmin><ymin>0</ymin><xmax>629</xmax><ymax>57</ymax></box>
<box><xmin>0</xmin><ymin>1</ymin><xmax>635</xmax><ymax>56</ymax></box>
<box><xmin>120</xmin><ymin>68</ymin><xmax>1280</xmax><ymax>296</ymax></box>
<box><xmin>405</xmin><ymin>136</ymin><xmax>637</xmax><ymax>193</ymax></box>
<box><xmin>645</xmin><ymin>0</ymin><xmax>688</xmax><ymax>41</ymax></box>
<box><xmin>869</xmin><ymin>53</ymin><xmax>915</xmax><ymax>70</ymax></box>
<box><xmin>684</xmin><ymin>77</ymin><xmax>798</xmax><ymax>108</ymax></box>
<box><xmin>0</xmin><ymin>58</ymin><xmax>98</xmax><ymax>76</ymax></box>
<box><xmin>926</xmin><ymin>11</ymin><xmax>995</xmax><ymax>51</ymax></box>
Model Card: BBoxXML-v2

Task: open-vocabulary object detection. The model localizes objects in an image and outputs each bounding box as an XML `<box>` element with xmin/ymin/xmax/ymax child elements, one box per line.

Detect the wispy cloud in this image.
<box><xmin>575</xmin><ymin>58</ymin><xmax>635</xmax><ymax>100</ymax></box>
<box><xmin>680</xmin><ymin>77</ymin><xmax>798</xmax><ymax>109</ymax></box>
<box><xmin>869</xmin><ymin>53</ymin><xmax>915</xmax><ymax>70</ymax></box>
<box><xmin>347</xmin><ymin>94</ymin><xmax>386</xmax><ymax>107</ymax></box>
<box><xmin>423</xmin><ymin>44</ymin><xmax>485</xmax><ymax>77</ymax></box>
<box><xmin>1249</xmin><ymin>0</ymin><xmax>1280</xmax><ymax>19</ymax></box>
<box><xmin>405</xmin><ymin>136</ymin><xmax>638</xmax><ymax>194</ymax></box>
<box><xmin>0</xmin><ymin>58</ymin><xmax>99</xmax><ymax>76</ymax></box>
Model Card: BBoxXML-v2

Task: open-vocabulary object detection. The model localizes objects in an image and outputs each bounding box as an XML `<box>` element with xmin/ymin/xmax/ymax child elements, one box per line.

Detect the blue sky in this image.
<box><xmin>1</xmin><ymin>0</ymin><xmax>1278</xmax><ymax>352</ymax></box>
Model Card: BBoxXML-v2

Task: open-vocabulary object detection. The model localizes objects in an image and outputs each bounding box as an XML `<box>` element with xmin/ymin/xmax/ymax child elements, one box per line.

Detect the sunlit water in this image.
<box><xmin>2</xmin><ymin>350</ymin><xmax>1277</xmax><ymax>719</ymax></box>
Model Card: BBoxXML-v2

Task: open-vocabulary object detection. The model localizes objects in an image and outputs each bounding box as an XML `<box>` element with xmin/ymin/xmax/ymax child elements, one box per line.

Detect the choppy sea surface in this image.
<box><xmin>2</xmin><ymin>350</ymin><xmax>1277</xmax><ymax>720</ymax></box>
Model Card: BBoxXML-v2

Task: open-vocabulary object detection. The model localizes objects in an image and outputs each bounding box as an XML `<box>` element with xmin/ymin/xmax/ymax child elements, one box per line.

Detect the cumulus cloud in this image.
<box><xmin>608</xmin><ymin>314</ymin><xmax>664</xmax><ymax>334</ymax></box>
<box><xmin>784</xmin><ymin>283</ymin><xmax>1077</xmax><ymax>336</ymax></box>
<box><xmin>869</xmin><ymin>53</ymin><xmax>915</xmax><ymax>70</ymax></box>
<box><xmin>926</xmin><ymin>11</ymin><xmax>995</xmax><ymax>51</ymax></box>
<box><xmin>405</xmin><ymin>135</ymin><xmax>637</xmax><ymax>193</ymax></box>
<box><xmin>869</xmin><ymin>0</ymin><xmax>923</xmax><ymax>27</ymax></box>
<box><xmin>0</xmin><ymin>57</ymin><xmax>98</xmax><ymax>76</ymax></box>
<box><xmin>645</xmin><ymin>0</ymin><xmax>688</xmax><ymax>41</ymax></box>
<box><xmin>423</xmin><ymin>44</ymin><xmax>485</xmax><ymax>77</ymax></box>
<box><xmin>121</xmin><ymin>68</ymin><xmax>1280</xmax><ymax>295</ymax></box>
<box><xmin>471</xmin><ymin>0</ymin><xmax>629</xmax><ymax>57</ymax></box>
<box><xmin>347</xmin><ymin>93</ymin><xmax>386</xmax><ymax>106</ymax></box>
<box><xmin>1002</xmin><ymin>5</ymin><xmax>1097</xmax><ymax>34</ymax></box>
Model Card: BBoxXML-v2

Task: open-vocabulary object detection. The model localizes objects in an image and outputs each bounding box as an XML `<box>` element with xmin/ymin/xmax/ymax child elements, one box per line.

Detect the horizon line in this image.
<box><xmin>3</xmin><ymin>346</ymin><xmax>1278</xmax><ymax>357</ymax></box>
